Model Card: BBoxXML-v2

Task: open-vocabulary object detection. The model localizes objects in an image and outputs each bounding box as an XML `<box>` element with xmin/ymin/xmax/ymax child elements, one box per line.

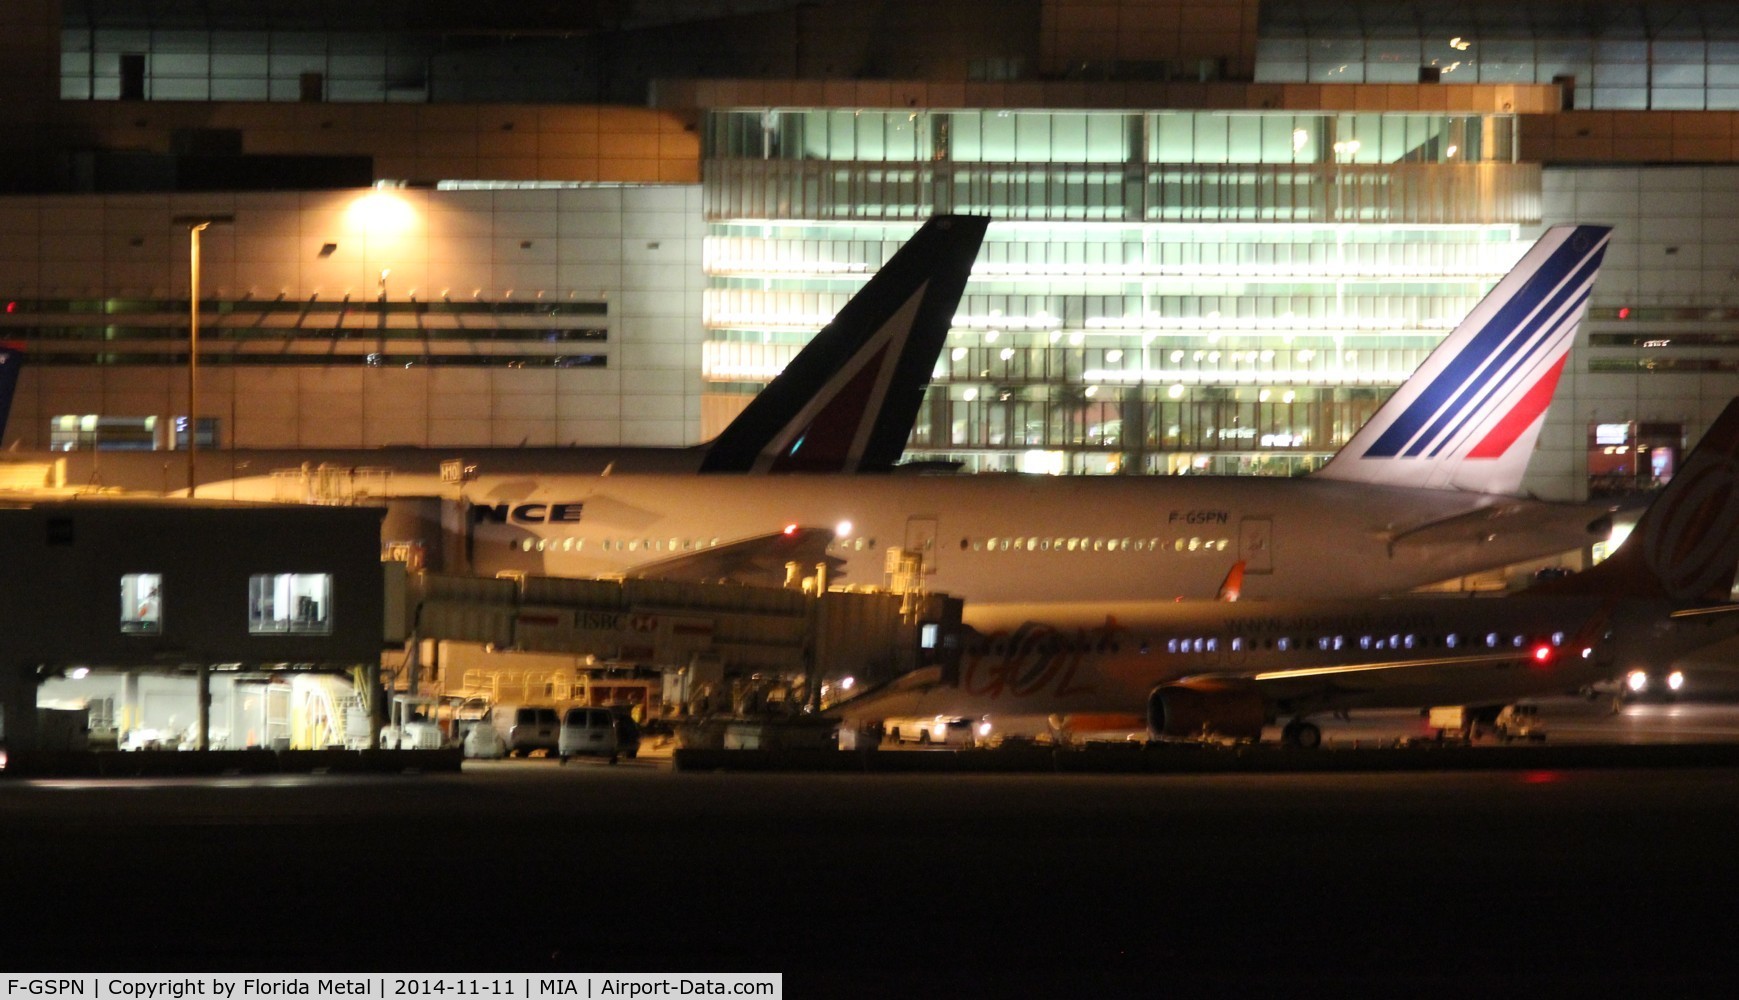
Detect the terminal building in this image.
<box><xmin>0</xmin><ymin>499</ymin><xmax>388</xmax><ymax>753</ymax></box>
<box><xmin>0</xmin><ymin>0</ymin><xmax>1736</xmax><ymax>503</ymax></box>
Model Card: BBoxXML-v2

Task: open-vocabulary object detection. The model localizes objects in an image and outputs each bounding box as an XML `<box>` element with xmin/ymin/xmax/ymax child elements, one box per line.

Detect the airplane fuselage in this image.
<box><xmin>834</xmin><ymin>593</ymin><xmax>1643</xmax><ymax>730</ymax></box>
<box><xmin>450</xmin><ymin>472</ymin><xmax>1605</xmax><ymax>608</ymax></box>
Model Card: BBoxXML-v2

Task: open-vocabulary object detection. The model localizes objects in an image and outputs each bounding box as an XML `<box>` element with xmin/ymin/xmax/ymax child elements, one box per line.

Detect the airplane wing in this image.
<box><xmin>625</xmin><ymin>526</ymin><xmax>841</xmax><ymax>588</ymax></box>
<box><xmin>1151</xmin><ymin>647</ymin><xmax>1577</xmax><ymax>742</ymax></box>
<box><xmin>1241</xmin><ymin>647</ymin><xmax>1571</xmax><ymax>712</ymax></box>
<box><xmin>1383</xmin><ymin>500</ymin><xmax>1612</xmax><ymax>556</ymax></box>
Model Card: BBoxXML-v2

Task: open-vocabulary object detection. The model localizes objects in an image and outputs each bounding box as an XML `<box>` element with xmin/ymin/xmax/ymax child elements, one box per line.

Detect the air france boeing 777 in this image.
<box><xmin>217</xmin><ymin>224</ymin><xmax>1615</xmax><ymax>608</ymax></box>
<box><xmin>833</xmin><ymin>394</ymin><xmax>1739</xmax><ymax>747</ymax></box>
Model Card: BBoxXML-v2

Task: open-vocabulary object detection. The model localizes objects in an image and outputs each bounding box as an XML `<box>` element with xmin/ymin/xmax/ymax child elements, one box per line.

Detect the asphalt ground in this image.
<box><xmin>4</xmin><ymin>739</ymin><xmax>1739</xmax><ymax>998</ymax></box>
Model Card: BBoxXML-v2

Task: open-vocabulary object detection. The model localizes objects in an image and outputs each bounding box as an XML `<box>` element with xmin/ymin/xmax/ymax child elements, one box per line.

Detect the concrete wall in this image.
<box><xmin>1523</xmin><ymin>165</ymin><xmax>1739</xmax><ymax>500</ymax></box>
<box><xmin>0</xmin><ymin>184</ymin><xmax>707</xmax><ymax>449</ymax></box>
<box><xmin>0</xmin><ymin>501</ymin><xmax>384</xmax><ymax>666</ymax></box>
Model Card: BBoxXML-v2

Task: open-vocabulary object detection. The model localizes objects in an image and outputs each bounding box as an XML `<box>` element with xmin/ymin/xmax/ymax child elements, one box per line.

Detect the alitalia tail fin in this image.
<box><xmin>1316</xmin><ymin>224</ymin><xmax>1612</xmax><ymax>493</ymax></box>
<box><xmin>699</xmin><ymin>215</ymin><xmax>988</xmax><ymax>473</ymax></box>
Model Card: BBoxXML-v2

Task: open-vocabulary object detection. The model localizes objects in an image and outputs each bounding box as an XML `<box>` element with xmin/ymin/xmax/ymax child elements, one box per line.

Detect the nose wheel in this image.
<box><xmin>1281</xmin><ymin>719</ymin><xmax>1322</xmax><ymax>749</ymax></box>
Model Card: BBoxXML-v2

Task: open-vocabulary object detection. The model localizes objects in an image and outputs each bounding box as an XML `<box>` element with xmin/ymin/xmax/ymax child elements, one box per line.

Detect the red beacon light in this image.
<box><xmin>1531</xmin><ymin>644</ymin><xmax>1554</xmax><ymax>665</ymax></box>
<box><xmin>1616</xmin><ymin>306</ymin><xmax>1632</xmax><ymax>320</ymax></box>
<box><xmin>782</xmin><ymin>523</ymin><xmax>799</xmax><ymax>536</ymax></box>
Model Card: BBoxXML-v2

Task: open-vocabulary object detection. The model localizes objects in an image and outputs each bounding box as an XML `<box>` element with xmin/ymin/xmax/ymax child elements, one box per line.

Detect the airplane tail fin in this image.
<box><xmin>1533</xmin><ymin>397</ymin><xmax>1739</xmax><ymax>603</ymax></box>
<box><xmin>1315</xmin><ymin>224</ymin><xmax>1613</xmax><ymax>493</ymax></box>
<box><xmin>0</xmin><ymin>341</ymin><xmax>23</xmax><ymax>443</ymax></box>
<box><xmin>699</xmin><ymin>215</ymin><xmax>988</xmax><ymax>473</ymax></box>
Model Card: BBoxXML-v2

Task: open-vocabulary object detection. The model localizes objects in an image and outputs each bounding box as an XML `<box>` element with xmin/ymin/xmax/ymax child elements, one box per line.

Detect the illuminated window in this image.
<box><xmin>249</xmin><ymin>573</ymin><xmax>332</xmax><ymax>635</ymax></box>
<box><xmin>53</xmin><ymin>415</ymin><xmax>161</xmax><ymax>452</ymax></box>
<box><xmin>121</xmin><ymin>572</ymin><xmax>162</xmax><ymax>634</ymax></box>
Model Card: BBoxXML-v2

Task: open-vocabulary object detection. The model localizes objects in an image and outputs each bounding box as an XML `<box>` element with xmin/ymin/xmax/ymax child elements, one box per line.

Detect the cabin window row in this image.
<box><xmin>515</xmin><ymin>536</ymin><xmax>885</xmax><ymax>554</ymax></box>
<box><xmin>1163</xmin><ymin>631</ymin><xmax>1569</xmax><ymax>655</ymax></box>
<box><xmin>963</xmin><ymin>535</ymin><xmax>1232</xmax><ymax>554</ymax></box>
<box><xmin>516</xmin><ymin>537</ymin><xmax>725</xmax><ymax>554</ymax></box>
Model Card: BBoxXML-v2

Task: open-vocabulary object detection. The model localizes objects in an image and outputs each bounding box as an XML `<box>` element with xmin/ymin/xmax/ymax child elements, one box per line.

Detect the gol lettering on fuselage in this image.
<box><xmin>961</xmin><ymin>620</ymin><xmax>1127</xmax><ymax>700</ymax></box>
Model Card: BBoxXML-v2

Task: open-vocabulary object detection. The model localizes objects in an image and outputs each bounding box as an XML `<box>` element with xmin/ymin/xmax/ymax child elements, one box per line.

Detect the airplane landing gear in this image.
<box><xmin>1281</xmin><ymin>719</ymin><xmax>1322</xmax><ymax>749</ymax></box>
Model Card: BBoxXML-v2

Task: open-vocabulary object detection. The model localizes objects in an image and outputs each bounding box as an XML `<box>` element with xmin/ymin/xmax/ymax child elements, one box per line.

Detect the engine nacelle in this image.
<box><xmin>1149</xmin><ymin>677</ymin><xmax>1265</xmax><ymax>740</ymax></box>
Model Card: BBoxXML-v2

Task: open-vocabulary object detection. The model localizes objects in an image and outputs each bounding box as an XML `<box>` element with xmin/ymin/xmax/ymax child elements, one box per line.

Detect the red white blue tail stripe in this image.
<box><xmin>1317</xmin><ymin>224</ymin><xmax>1612</xmax><ymax>493</ymax></box>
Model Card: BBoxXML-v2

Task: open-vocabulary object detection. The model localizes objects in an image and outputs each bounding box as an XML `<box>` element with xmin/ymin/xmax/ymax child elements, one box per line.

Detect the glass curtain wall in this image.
<box><xmin>703</xmin><ymin>109</ymin><xmax>1528</xmax><ymax>474</ymax></box>
<box><xmin>1256</xmin><ymin>2</ymin><xmax>1739</xmax><ymax>111</ymax></box>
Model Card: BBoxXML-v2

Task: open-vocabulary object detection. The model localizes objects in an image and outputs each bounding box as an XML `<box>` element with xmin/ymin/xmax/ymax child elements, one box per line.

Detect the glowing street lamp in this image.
<box><xmin>172</xmin><ymin>213</ymin><xmax>234</xmax><ymax>497</ymax></box>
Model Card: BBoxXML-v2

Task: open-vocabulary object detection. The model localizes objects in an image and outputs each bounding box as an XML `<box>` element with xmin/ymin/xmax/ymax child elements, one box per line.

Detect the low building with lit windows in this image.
<box><xmin>0</xmin><ymin>499</ymin><xmax>387</xmax><ymax>752</ymax></box>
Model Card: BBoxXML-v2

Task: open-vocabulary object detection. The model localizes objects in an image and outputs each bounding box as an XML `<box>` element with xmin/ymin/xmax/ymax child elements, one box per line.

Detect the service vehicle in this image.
<box><xmin>492</xmin><ymin>704</ymin><xmax>561</xmax><ymax>756</ymax></box>
<box><xmin>380</xmin><ymin>695</ymin><xmax>444</xmax><ymax>750</ymax></box>
<box><xmin>558</xmin><ymin>706</ymin><xmax>620</xmax><ymax>764</ymax></box>
<box><xmin>883</xmin><ymin>715</ymin><xmax>986</xmax><ymax>747</ymax></box>
<box><xmin>1494</xmin><ymin>702</ymin><xmax>1548</xmax><ymax>742</ymax></box>
<box><xmin>611</xmin><ymin>711</ymin><xmax>642</xmax><ymax>759</ymax></box>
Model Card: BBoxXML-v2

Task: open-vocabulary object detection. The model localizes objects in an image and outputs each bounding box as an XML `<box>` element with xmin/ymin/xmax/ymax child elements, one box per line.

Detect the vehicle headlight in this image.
<box><xmin>1627</xmin><ymin>670</ymin><xmax>1649</xmax><ymax>693</ymax></box>
<box><xmin>978</xmin><ymin>719</ymin><xmax>993</xmax><ymax>737</ymax></box>
<box><xmin>1668</xmin><ymin>670</ymin><xmax>1686</xmax><ymax>692</ymax></box>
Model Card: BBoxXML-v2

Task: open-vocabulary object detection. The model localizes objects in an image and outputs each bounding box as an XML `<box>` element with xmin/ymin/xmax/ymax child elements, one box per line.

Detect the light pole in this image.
<box><xmin>172</xmin><ymin>214</ymin><xmax>234</xmax><ymax>496</ymax></box>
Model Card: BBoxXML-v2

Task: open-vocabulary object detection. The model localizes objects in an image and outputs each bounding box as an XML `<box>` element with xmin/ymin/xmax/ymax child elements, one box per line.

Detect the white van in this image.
<box><xmin>883</xmin><ymin>715</ymin><xmax>984</xmax><ymax>747</ymax></box>
<box><xmin>558</xmin><ymin>706</ymin><xmax>620</xmax><ymax>764</ymax></box>
<box><xmin>491</xmin><ymin>705</ymin><xmax>561</xmax><ymax>757</ymax></box>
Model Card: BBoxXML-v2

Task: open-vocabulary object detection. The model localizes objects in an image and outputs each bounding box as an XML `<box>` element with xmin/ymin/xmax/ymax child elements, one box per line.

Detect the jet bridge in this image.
<box><xmin>401</xmin><ymin>570</ymin><xmax>960</xmax><ymax>715</ymax></box>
